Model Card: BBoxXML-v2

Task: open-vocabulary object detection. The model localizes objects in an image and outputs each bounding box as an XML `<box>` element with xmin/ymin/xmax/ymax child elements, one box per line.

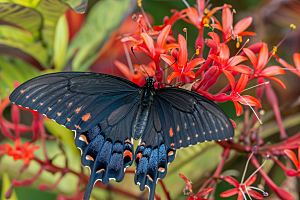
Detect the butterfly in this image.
<box><xmin>9</xmin><ymin>72</ymin><xmax>234</xmax><ymax>200</ymax></box>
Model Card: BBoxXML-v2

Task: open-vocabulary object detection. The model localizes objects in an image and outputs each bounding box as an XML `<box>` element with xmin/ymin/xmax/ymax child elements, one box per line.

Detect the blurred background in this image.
<box><xmin>1</xmin><ymin>0</ymin><xmax>300</xmax><ymax>199</ymax></box>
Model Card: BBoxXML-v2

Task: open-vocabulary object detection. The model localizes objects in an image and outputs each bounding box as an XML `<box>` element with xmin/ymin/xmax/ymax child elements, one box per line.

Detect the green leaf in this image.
<box><xmin>0</xmin><ymin>38</ymin><xmax>49</xmax><ymax>67</ymax></box>
<box><xmin>66</xmin><ymin>0</ymin><xmax>135</xmax><ymax>71</ymax></box>
<box><xmin>0</xmin><ymin>3</ymin><xmax>42</xmax><ymax>39</ymax></box>
<box><xmin>53</xmin><ymin>14</ymin><xmax>69</xmax><ymax>70</ymax></box>
<box><xmin>1</xmin><ymin>172</ymin><xmax>19</xmax><ymax>200</ymax></box>
<box><xmin>63</xmin><ymin>0</ymin><xmax>88</xmax><ymax>13</ymax></box>
<box><xmin>0</xmin><ymin>55</ymin><xmax>39</xmax><ymax>99</ymax></box>
<box><xmin>0</xmin><ymin>25</ymin><xmax>35</xmax><ymax>43</ymax></box>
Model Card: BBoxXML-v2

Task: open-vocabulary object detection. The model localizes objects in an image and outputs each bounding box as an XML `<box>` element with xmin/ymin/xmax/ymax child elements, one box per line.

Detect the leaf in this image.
<box><xmin>0</xmin><ymin>55</ymin><xmax>39</xmax><ymax>99</ymax></box>
<box><xmin>0</xmin><ymin>25</ymin><xmax>34</xmax><ymax>43</ymax></box>
<box><xmin>66</xmin><ymin>0</ymin><xmax>135</xmax><ymax>71</ymax></box>
<box><xmin>1</xmin><ymin>172</ymin><xmax>19</xmax><ymax>200</ymax></box>
<box><xmin>0</xmin><ymin>38</ymin><xmax>49</xmax><ymax>67</ymax></box>
<box><xmin>53</xmin><ymin>14</ymin><xmax>69</xmax><ymax>70</ymax></box>
<box><xmin>63</xmin><ymin>0</ymin><xmax>88</xmax><ymax>13</ymax></box>
<box><xmin>0</xmin><ymin>3</ymin><xmax>42</xmax><ymax>39</ymax></box>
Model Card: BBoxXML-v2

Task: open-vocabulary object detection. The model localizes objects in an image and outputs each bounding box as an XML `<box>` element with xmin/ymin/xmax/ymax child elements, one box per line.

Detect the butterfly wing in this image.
<box><xmin>134</xmin><ymin>105</ymin><xmax>176</xmax><ymax>200</ymax></box>
<box><xmin>10</xmin><ymin>72</ymin><xmax>143</xmax><ymax>200</ymax></box>
<box><xmin>154</xmin><ymin>87</ymin><xmax>234</xmax><ymax>149</ymax></box>
<box><xmin>9</xmin><ymin>72</ymin><xmax>141</xmax><ymax>132</ymax></box>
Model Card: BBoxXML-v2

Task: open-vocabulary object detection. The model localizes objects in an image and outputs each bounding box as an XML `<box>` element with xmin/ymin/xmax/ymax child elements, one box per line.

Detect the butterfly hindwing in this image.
<box><xmin>9</xmin><ymin>72</ymin><xmax>141</xmax><ymax>132</ymax></box>
<box><xmin>154</xmin><ymin>87</ymin><xmax>234</xmax><ymax>149</ymax></box>
<box><xmin>75</xmin><ymin>99</ymin><xmax>140</xmax><ymax>200</ymax></box>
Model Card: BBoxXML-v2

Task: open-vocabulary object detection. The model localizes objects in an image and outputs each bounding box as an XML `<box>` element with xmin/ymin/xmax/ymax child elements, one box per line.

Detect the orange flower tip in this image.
<box><xmin>132</xmin><ymin>14</ymin><xmax>138</xmax><ymax>22</ymax></box>
<box><xmin>204</xmin><ymin>23</ymin><xmax>210</xmax><ymax>28</ymax></box>
<box><xmin>236</xmin><ymin>41</ymin><xmax>240</xmax><ymax>48</ymax></box>
<box><xmin>290</xmin><ymin>24</ymin><xmax>296</xmax><ymax>30</ymax></box>
<box><xmin>204</xmin><ymin>8</ymin><xmax>208</xmax><ymax>14</ymax></box>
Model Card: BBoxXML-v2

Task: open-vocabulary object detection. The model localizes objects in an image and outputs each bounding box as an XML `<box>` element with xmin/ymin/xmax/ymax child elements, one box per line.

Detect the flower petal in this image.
<box><xmin>156</xmin><ymin>25</ymin><xmax>171</xmax><ymax>50</ymax></box>
<box><xmin>220</xmin><ymin>188</ymin><xmax>239</xmax><ymax>197</ymax></box>
<box><xmin>245</xmin><ymin>174</ymin><xmax>257</xmax><ymax>186</ymax></box>
<box><xmin>248</xmin><ymin>189</ymin><xmax>264</xmax><ymax>199</ymax></box>
<box><xmin>233</xmin><ymin>101</ymin><xmax>243</xmax><ymax>116</ymax></box>
<box><xmin>264</xmin><ymin>76</ymin><xmax>286</xmax><ymax>89</ymax></box>
<box><xmin>227</xmin><ymin>65</ymin><xmax>253</xmax><ymax>75</ymax></box>
<box><xmin>256</xmin><ymin>43</ymin><xmax>269</xmax><ymax>72</ymax></box>
<box><xmin>222</xmin><ymin>4</ymin><xmax>233</xmax><ymax>38</ymax></box>
<box><xmin>294</xmin><ymin>53</ymin><xmax>300</xmax><ymax>70</ymax></box>
<box><xmin>140</xmin><ymin>33</ymin><xmax>155</xmax><ymax>57</ymax></box>
<box><xmin>163</xmin><ymin>43</ymin><xmax>179</xmax><ymax>52</ymax></box>
<box><xmin>223</xmin><ymin>176</ymin><xmax>240</xmax><ymax>187</ymax></box>
<box><xmin>183</xmin><ymin>7</ymin><xmax>199</xmax><ymax>27</ymax></box>
<box><xmin>134</xmin><ymin>46</ymin><xmax>152</xmax><ymax>58</ymax></box>
<box><xmin>237</xmin><ymin>95</ymin><xmax>262</xmax><ymax>107</ymax></box>
<box><xmin>235</xmin><ymin>74</ymin><xmax>248</xmax><ymax>92</ymax></box>
<box><xmin>160</xmin><ymin>54</ymin><xmax>178</xmax><ymax>71</ymax></box>
<box><xmin>178</xmin><ymin>34</ymin><xmax>188</xmax><ymax>66</ymax></box>
<box><xmin>208</xmin><ymin>32</ymin><xmax>220</xmax><ymax>45</ymax></box>
<box><xmin>260</xmin><ymin>66</ymin><xmax>286</xmax><ymax>76</ymax></box>
<box><xmin>238</xmin><ymin>31</ymin><xmax>257</xmax><ymax>36</ymax></box>
<box><xmin>243</xmin><ymin>48</ymin><xmax>257</xmax><ymax>67</ymax></box>
<box><xmin>185</xmin><ymin>58</ymin><xmax>205</xmax><ymax>71</ymax></box>
<box><xmin>227</xmin><ymin>56</ymin><xmax>248</xmax><ymax>67</ymax></box>
<box><xmin>219</xmin><ymin>44</ymin><xmax>230</xmax><ymax>64</ymax></box>
<box><xmin>285</xmin><ymin>149</ymin><xmax>299</xmax><ymax>168</ymax></box>
<box><xmin>183</xmin><ymin>71</ymin><xmax>195</xmax><ymax>79</ymax></box>
<box><xmin>167</xmin><ymin>72</ymin><xmax>181</xmax><ymax>84</ymax></box>
<box><xmin>196</xmin><ymin>188</ymin><xmax>213</xmax><ymax>197</ymax></box>
<box><xmin>114</xmin><ymin>60</ymin><xmax>133</xmax><ymax>81</ymax></box>
<box><xmin>234</xmin><ymin>17</ymin><xmax>252</xmax><ymax>34</ymax></box>
<box><xmin>222</xmin><ymin>70</ymin><xmax>235</xmax><ymax>91</ymax></box>
<box><xmin>211</xmin><ymin>23</ymin><xmax>223</xmax><ymax>31</ymax></box>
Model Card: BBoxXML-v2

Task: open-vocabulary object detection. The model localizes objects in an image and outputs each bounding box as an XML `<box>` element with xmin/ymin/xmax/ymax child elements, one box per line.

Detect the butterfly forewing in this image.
<box><xmin>154</xmin><ymin>87</ymin><xmax>234</xmax><ymax>149</ymax></box>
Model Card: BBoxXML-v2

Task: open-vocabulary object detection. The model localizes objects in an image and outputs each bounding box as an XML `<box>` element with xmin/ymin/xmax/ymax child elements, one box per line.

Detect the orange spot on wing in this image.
<box><xmin>158</xmin><ymin>167</ymin><xmax>165</xmax><ymax>172</ymax></box>
<box><xmin>177</xmin><ymin>124</ymin><xmax>180</xmax><ymax>131</ymax></box>
<box><xmin>20</xmin><ymin>90</ymin><xmax>24</xmax><ymax>93</ymax></box>
<box><xmin>82</xmin><ymin>113</ymin><xmax>91</xmax><ymax>121</ymax></box>
<box><xmin>203</xmin><ymin>132</ymin><xmax>206</xmax><ymax>135</ymax></box>
<box><xmin>221</xmin><ymin>127</ymin><xmax>224</xmax><ymax>130</ymax></box>
<box><xmin>48</xmin><ymin>107</ymin><xmax>52</xmax><ymax>111</ymax></box>
<box><xmin>195</xmin><ymin>134</ymin><xmax>198</xmax><ymax>137</ymax></box>
<box><xmin>209</xmin><ymin>131</ymin><xmax>212</xmax><ymax>133</ymax></box>
<box><xmin>216</xmin><ymin>129</ymin><xmax>218</xmax><ymax>132</ymax></box>
<box><xmin>169</xmin><ymin>127</ymin><xmax>174</xmax><ymax>137</ymax></box>
<box><xmin>187</xmin><ymin>137</ymin><xmax>190</xmax><ymax>140</ymax></box>
<box><xmin>168</xmin><ymin>151</ymin><xmax>174</xmax><ymax>156</ymax></box>
<box><xmin>179</xmin><ymin>140</ymin><xmax>182</xmax><ymax>143</ymax></box>
<box><xmin>170</xmin><ymin>143</ymin><xmax>175</xmax><ymax>146</ymax></box>
<box><xmin>58</xmin><ymin>99</ymin><xmax>61</xmax><ymax>102</ymax></box>
<box><xmin>86</xmin><ymin>155</ymin><xmax>94</xmax><ymax>161</ymax></box>
<box><xmin>57</xmin><ymin>112</ymin><xmax>61</xmax><ymax>116</ymax></box>
<box><xmin>123</xmin><ymin>150</ymin><xmax>133</xmax><ymax>160</ymax></box>
<box><xmin>125</xmin><ymin>139</ymin><xmax>131</xmax><ymax>143</ymax></box>
<box><xmin>140</xmin><ymin>142</ymin><xmax>145</xmax><ymax>146</ymax></box>
<box><xmin>67</xmin><ymin>118</ymin><xmax>70</xmax><ymax>121</ymax></box>
<box><xmin>96</xmin><ymin>169</ymin><xmax>105</xmax><ymax>173</ymax></box>
<box><xmin>40</xmin><ymin>102</ymin><xmax>43</xmax><ymax>105</ymax></box>
<box><xmin>68</xmin><ymin>102</ymin><xmax>73</xmax><ymax>107</ymax></box>
<box><xmin>136</xmin><ymin>153</ymin><xmax>142</xmax><ymax>161</ymax></box>
<box><xmin>147</xmin><ymin>175</ymin><xmax>153</xmax><ymax>181</ymax></box>
<box><xmin>75</xmin><ymin>125</ymin><xmax>81</xmax><ymax>130</ymax></box>
<box><xmin>32</xmin><ymin>99</ymin><xmax>36</xmax><ymax>102</ymax></box>
<box><xmin>26</xmin><ymin>96</ymin><xmax>29</xmax><ymax>99</ymax></box>
<box><xmin>79</xmin><ymin>135</ymin><xmax>88</xmax><ymax>144</ymax></box>
<box><xmin>75</xmin><ymin>106</ymin><xmax>82</xmax><ymax>113</ymax></box>
<box><xmin>193</xmin><ymin>123</ymin><xmax>195</xmax><ymax>126</ymax></box>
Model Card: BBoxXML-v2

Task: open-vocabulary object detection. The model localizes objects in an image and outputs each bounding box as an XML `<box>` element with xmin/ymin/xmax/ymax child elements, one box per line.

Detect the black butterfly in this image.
<box><xmin>9</xmin><ymin>72</ymin><xmax>234</xmax><ymax>200</ymax></box>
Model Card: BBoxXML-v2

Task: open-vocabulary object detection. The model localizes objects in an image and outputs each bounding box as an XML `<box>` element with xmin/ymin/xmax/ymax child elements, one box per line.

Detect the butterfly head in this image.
<box><xmin>145</xmin><ymin>77</ymin><xmax>156</xmax><ymax>84</ymax></box>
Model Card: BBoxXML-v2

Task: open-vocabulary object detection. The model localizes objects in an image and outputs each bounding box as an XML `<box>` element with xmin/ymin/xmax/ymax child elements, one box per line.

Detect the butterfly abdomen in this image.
<box><xmin>133</xmin><ymin>88</ymin><xmax>154</xmax><ymax>140</ymax></box>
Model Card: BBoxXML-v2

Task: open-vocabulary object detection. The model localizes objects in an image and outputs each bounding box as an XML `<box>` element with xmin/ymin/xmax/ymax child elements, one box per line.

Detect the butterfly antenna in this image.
<box><xmin>131</xmin><ymin>47</ymin><xmax>150</xmax><ymax>77</ymax></box>
<box><xmin>155</xmin><ymin>57</ymin><xmax>177</xmax><ymax>76</ymax></box>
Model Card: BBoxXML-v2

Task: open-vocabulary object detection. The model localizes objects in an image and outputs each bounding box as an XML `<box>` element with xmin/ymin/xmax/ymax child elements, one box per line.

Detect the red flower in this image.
<box><xmin>284</xmin><ymin>146</ymin><xmax>300</xmax><ymax>177</ymax></box>
<box><xmin>1</xmin><ymin>138</ymin><xmax>39</xmax><ymax>165</ymax></box>
<box><xmin>216</xmin><ymin>74</ymin><xmax>261</xmax><ymax>116</ymax></box>
<box><xmin>180</xmin><ymin>174</ymin><xmax>213</xmax><ymax>200</ymax></box>
<box><xmin>220</xmin><ymin>175</ymin><xmax>263</xmax><ymax>200</ymax></box>
<box><xmin>278</xmin><ymin>53</ymin><xmax>300</xmax><ymax>77</ymax></box>
<box><xmin>243</xmin><ymin>43</ymin><xmax>286</xmax><ymax>88</ymax></box>
<box><xmin>161</xmin><ymin>34</ymin><xmax>205</xmax><ymax>84</ymax></box>
<box><xmin>209</xmin><ymin>43</ymin><xmax>252</xmax><ymax>75</ymax></box>
<box><xmin>114</xmin><ymin>60</ymin><xmax>155</xmax><ymax>86</ymax></box>
<box><xmin>211</xmin><ymin>4</ymin><xmax>256</xmax><ymax>42</ymax></box>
